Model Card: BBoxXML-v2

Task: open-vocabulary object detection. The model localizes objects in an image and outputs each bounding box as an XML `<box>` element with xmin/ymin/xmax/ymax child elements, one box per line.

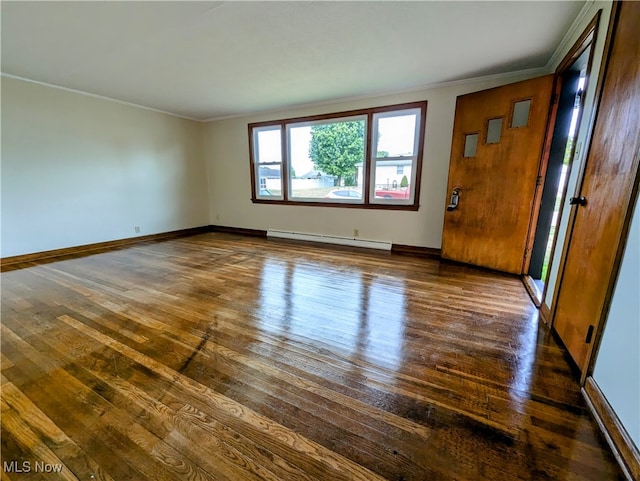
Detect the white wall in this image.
<box><xmin>1</xmin><ymin>77</ymin><xmax>210</xmax><ymax>257</ymax></box>
<box><xmin>545</xmin><ymin>1</ymin><xmax>612</xmax><ymax>305</ymax></box>
<box><xmin>593</xmin><ymin>195</ymin><xmax>640</xmax><ymax>448</ymax></box>
<box><xmin>203</xmin><ymin>71</ymin><xmax>540</xmax><ymax>248</ymax></box>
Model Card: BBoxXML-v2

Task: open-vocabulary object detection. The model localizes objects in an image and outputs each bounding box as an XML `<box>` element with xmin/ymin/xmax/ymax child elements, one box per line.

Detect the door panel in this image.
<box><xmin>553</xmin><ymin>1</ymin><xmax>640</xmax><ymax>372</ymax></box>
<box><xmin>442</xmin><ymin>75</ymin><xmax>554</xmax><ymax>274</ymax></box>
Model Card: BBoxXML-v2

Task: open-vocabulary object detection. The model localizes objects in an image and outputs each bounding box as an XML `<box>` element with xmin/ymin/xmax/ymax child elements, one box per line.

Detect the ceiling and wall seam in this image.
<box><xmin>2</xmin><ymin>66</ymin><xmax>550</xmax><ymax>124</ymax></box>
<box><xmin>200</xmin><ymin>67</ymin><xmax>551</xmax><ymax>123</ymax></box>
<box><xmin>0</xmin><ymin>73</ymin><xmax>203</xmax><ymax>123</ymax></box>
<box><xmin>545</xmin><ymin>0</ymin><xmax>598</xmax><ymax>71</ymax></box>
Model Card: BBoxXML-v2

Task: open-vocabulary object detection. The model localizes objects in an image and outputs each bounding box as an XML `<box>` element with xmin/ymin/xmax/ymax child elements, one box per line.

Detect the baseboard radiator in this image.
<box><xmin>266</xmin><ymin>230</ymin><xmax>392</xmax><ymax>251</ymax></box>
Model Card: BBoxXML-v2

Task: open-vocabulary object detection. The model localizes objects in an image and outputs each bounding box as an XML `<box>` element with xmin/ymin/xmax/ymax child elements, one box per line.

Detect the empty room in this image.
<box><xmin>1</xmin><ymin>1</ymin><xmax>639</xmax><ymax>480</ymax></box>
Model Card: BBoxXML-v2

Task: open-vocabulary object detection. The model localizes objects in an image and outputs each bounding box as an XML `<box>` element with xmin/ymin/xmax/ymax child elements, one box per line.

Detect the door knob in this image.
<box><xmin>569</xmin><ymin>196</ymin><xmax>587</xmax><ymax>206</ymax></box>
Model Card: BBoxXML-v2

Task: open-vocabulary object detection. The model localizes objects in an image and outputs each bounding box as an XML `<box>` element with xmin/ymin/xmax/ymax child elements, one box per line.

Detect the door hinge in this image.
<box><xmin>536</xmin><ymin>175</ymin><xmax>544</xmax><ymax>187</ymax></box>
<box><xmin>551</xmin><ymin>93</ymin><xmax>559</xmax><ymax>105</ymax></box>
<box><xmin>585</xmin><ymin>325</ymin><xmax>594</xmax><ymax>344</ymax></box>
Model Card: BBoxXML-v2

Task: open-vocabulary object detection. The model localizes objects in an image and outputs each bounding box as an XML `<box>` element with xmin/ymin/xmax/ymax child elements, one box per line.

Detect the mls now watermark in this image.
<box><xmin>3</xmin><ymin>461</ymin><xmax>64</xmax><ymax>473</ymax></box>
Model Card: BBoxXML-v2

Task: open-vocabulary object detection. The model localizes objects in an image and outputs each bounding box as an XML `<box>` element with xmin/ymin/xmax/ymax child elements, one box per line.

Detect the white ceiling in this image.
<box><xmin>1</xmin><ymin>1</ymin><xmax>586</xmax><ymax>121</ymax></box>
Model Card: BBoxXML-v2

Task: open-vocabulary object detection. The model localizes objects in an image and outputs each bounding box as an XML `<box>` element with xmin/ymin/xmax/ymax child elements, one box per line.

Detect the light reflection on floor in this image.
<box><xmin>508</xmin><ymin>312</ymin><xmax>538</xmax><ymax>402</ymax></box>
<box><xmin>257</xmin><ymin>258</ymin><xmax>406</xmax><ymax>370</ymax></box>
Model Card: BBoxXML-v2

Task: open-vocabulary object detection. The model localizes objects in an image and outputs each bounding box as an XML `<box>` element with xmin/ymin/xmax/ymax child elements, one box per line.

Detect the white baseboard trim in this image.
<box><xmin>266</xmin><ymin>230</ymin><xmax>392</xmax><ymax>251</ymax></box>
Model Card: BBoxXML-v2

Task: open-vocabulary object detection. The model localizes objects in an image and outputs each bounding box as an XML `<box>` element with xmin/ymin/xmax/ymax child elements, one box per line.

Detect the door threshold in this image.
<box><xmin>523</xmin><ymin>275</ymin><xmax>543</xmax><ymax>307</ymax></box>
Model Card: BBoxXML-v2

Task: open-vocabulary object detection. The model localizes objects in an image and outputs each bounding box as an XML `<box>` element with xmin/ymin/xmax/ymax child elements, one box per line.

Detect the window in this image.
<box><xmin>463</xmin><ymin>133</ymin><xmax>479</xmax><ymax>158</ymax></box>
<box><xmin>288</xmin><ymin>115</ymin><xmax>366</xmax><ymax>203</ymax></box>
<box><xmin>370</xmin><ymin>108</ymin><xmax>422</xmax><ymax>204</ymax></box>
<box><xmin>511</xmin><ymin>99</ymin><xmax>532</xmax><ymax>128</ymax></box>
<box><xmin>249</xmin><ymin>101</ymin><xmax>426</xmax><ymax>209</ymax></box>
<box><xmin>486</xmin><ymin>118</ymin><xmax>503</xmax><ymax>144</ymax></box>
<box><xmin>252</xmin><ymin>126</ymin><xmax>283</xmax><ymax>199</ymax></box>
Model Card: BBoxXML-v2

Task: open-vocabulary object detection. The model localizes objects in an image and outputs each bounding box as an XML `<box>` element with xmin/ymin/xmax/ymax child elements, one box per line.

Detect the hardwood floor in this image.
<box><xmin>0</xmin><ymin>233</ymin><xmax>624</xmax><ymax>480</ymax></box>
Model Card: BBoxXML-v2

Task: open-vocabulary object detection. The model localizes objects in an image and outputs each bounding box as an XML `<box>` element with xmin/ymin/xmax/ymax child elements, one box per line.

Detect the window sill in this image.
<box><xmin>250</xmin><ymin>198</ymin><xmax>420</xmax><ymax>211</ymax></box>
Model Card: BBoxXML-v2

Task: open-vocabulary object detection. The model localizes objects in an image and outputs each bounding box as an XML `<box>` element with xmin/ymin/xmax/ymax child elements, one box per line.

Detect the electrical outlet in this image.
<box><xmin>354</xmin><ymin>228</ymin><xmax>359</xmax><ymax>237</ymax></box>
<box><xmin>134</xmin><ymin>226</ymin><xmax>140</xmax><ymax>234</ymax></box>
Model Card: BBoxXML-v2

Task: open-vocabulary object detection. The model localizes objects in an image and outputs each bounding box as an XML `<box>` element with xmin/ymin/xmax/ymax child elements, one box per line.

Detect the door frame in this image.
<box><xmin>522</xmin><ymin>11</ymin><xmax>601</xmax><ymax>308</ymax></box>
<box><xmin>544</xmin><ymin>2</ymin><xmax>640</xmax><ymax>383</ymax></box>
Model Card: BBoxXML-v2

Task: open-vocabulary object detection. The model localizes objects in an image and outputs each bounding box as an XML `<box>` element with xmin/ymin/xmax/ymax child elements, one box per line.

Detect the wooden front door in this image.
<box><xmin>552</xmin><ymin>1</ymin><xmax>640</xmax><ymax>373</ymax></box>
<box><xmin>442</xmin><ymin>75</ymin><xmax>554</xmax><ymax>274</ymax></box>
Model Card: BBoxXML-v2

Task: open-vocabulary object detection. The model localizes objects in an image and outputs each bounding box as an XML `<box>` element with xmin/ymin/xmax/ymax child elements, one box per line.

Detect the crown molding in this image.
<box><xmin>3</xmin><ymin>64</ymin><xmax>552</xmax><ymax>125</ymax></box>
<box><xmin>545</xmin><ymin>0</ymin><xmax>601</xmax><ymax>71</ymax></box>
<box><xmin>1</xmin><ymin>73</ymin><xmax>202</xmax><ymax>122</ymax></box>
<box><xmin>202</xmin><ymin>66</ymin><xmax>550</xmax><ymax>123</ymax></box>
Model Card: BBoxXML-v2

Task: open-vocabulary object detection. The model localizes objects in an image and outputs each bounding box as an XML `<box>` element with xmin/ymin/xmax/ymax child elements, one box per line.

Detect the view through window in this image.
<box><xmin>249</xmin><ymin>101</ymin><xmax>426</xmax><ymax>209</ymax></box>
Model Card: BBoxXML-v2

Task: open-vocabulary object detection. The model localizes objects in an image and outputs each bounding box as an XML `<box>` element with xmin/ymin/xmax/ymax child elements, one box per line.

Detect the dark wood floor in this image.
<box><xmin>0</xmin><ymin>233</ymin><xmax>624</xmax><ymax>480</ymax></box>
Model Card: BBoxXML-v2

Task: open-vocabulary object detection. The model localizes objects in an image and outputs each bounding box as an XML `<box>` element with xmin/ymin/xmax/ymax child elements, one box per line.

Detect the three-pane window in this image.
<box><xmin>249</xmin><ymin>101</ymin><xmax>426</xmax><ymax>209</ymax></box>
